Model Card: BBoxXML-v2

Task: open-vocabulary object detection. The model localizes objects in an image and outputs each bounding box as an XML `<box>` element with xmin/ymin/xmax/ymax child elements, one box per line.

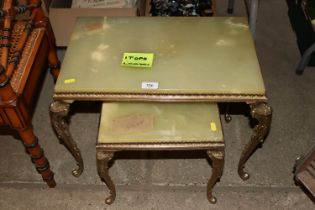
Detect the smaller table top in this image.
<box><xmin>98</xmin><ymin>103</ymin><xmax>223</xmax><ymax>143</ymax></box>
<box><xmin>55</xmin><ymin>17</ymin><xmax>266</xmax><ymax>100</ymax></box>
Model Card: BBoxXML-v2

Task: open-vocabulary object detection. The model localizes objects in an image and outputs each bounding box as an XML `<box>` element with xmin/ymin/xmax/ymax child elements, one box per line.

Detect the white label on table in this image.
<box><xmin>141</xmin><ymin>82</ymin><xmax>159</xmax><ymax>90</ymax></box>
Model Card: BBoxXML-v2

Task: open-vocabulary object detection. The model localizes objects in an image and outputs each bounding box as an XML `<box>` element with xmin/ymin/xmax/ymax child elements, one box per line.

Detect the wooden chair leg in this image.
<box><xmin>18</xmin><ymin>125</ymin><xmax>56</xmax><ymax>188</ymax></box>
<box><xmin>48</xmin><ymin>46</ymin><xmax>60</xmax><ymax>82</ymax></box>
<box><xmin>45</xmin><ymin>20</ymin><xmax>60</xmax><ymax>81</ymax></box>
<box><xmin>29</xmin><ymin>1</ymin><xmax>60</xmax><ymax>81</ymax></box>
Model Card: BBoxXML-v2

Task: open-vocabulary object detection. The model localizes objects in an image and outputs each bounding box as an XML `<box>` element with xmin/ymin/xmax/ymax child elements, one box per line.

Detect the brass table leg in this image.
<box><xmin>207</xmin><ymin>150</ymin><xmax>224</xmax><ymax>204</ymax></box>
<box><xmin>238</xmin><ymin>102</ymin><xmax>272</xmax><ymax>180</ymax></box>
<box><xmin>49</xmin><ymin>101</ymin><xmax>84</xmax><ymax>177</ymax></box>
<box><xmin>97</xmin><ymin>150</ymin><xmax>116</xmax><ymax>205</ymax></box>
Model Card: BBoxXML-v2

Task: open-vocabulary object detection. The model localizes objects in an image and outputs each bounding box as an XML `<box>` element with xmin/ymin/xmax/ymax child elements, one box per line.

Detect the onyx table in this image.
<box><xmin>50</xmin><ymin>17</ymin><xmax>272</xmax><ymax>181</ymax></box>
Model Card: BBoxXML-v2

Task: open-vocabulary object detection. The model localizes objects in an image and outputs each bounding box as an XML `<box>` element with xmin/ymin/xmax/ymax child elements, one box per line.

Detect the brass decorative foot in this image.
<box><xmin>238</xmin><ymin>102</ymin><xmax>272</xmax><ymax>180</ymax></box>
<box><xmin>207</xmin><ymin>150</ymin><xmax>224</xmax><ymax>204</ymax></box>
<box><xmin>224</xmin><ymin>114</ymin><xmax>232</xmax><ymax>123</ymax></box>
<box><xmin>97</xmin><ymin>150</ymin><xmax>116</xmax><ymax>205</ymax></box>
<box><xmin>224</xmin><ymin>104</ymin><xmax>232</xmax><ymax>123</ymax></box>
<box><xmin>50</xmin><ymin>101</ymin><xmax>84</xmax><ymax>177</ymax></box>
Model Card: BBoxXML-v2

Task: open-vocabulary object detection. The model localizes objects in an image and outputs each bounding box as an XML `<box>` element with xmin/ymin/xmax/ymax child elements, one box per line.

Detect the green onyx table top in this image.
<box><xmin>55</xmin><ymin>17</ymin><xmax>265</xmax><ymax>96</ymax></box>
<box><xmin>98</xmin><ymin>103</ymin><xmax>223</xmax><ymax>143</ymax></box>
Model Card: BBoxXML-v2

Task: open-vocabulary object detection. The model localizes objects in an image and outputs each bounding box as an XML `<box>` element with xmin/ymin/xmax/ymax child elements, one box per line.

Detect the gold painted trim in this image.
<box><xmin>53</xmin><ymin>92</ymin><xmax>267</xmax><ymax>103</ymax></box>
<box><xmin>96</xmin><ymin>142</ymin><xmax>225</xmax><ymax>150</ymax></box>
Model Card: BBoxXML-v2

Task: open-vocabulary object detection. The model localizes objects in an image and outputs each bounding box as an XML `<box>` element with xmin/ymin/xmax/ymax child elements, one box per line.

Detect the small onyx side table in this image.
<box><xmin>50</xmin><ymin>17</ymin><xmax>272</xmax><ymax>182</ymax></box>
<box><xmin>96</xmin><ymin>102</ymin><xmax>224</xmax><ymax>204</ymax></box>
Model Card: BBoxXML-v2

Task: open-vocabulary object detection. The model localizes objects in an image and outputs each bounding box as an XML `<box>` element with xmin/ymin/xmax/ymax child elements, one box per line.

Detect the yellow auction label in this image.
<box><xmin>121</xmin><ymin>53</ymin><xmax>154</xmax><ymax>68</ymax></box>
<box><xmin>64</xmin><ymin>78</ymin><xmax>76</xmax><ymax>84</ymax></box>
<box><xmin>210</xmin><ymin>122</ymin><xmax>217</xmax><ymax>131</ymax></box>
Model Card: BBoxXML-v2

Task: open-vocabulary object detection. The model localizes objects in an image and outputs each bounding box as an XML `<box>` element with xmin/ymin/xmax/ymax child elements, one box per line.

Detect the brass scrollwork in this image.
<box><xmin>207</xmin><ymin>150</ymin><xmax>225</xmax><ymax>204</ymax></box>
<box><xmin>238</xmin><ymin>102</ymin><xmax>272</xmax><ymax>180</ymax></box>
<box><xmin>50</xmin><ymin>100</ymin><xmax>84</xmax><ymax>177</ymax></box>
<box><xmin>96</xmin><ymin>150</ymin><xmax>116</xmax><ymax>205</ymax></box>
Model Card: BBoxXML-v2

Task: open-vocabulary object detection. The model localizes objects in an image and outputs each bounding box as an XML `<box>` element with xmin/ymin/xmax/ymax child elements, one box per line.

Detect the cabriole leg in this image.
<box><xmin>50</xmin><ymin>100</ymin><xmax>83</xmax><ymax>177</ymax></box>
<box><xmin>207</xmin><ymin>150</ymin><xmax>224</xmax><ymax>204</ymax></box>
<box><xmin>96</xmin><ymin>150</ymin><xmax>116</xmax><ymax>205</ymax></box>
<box><xmin>238</xmin><ymin>102</ymin><xmax>272</xmax><ymax>180</ymax></box>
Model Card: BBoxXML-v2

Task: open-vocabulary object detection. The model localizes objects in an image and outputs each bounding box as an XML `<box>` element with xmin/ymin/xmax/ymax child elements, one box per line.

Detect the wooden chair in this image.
<box><xmin>294</xmin><ymin>145</ymin><xmax>315</xmax><ymax>198</ymax></box>
<box><xmin>0</xmin><ymin>0</ymin><xmax>60</xmax><ymax>187</ymax></box>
